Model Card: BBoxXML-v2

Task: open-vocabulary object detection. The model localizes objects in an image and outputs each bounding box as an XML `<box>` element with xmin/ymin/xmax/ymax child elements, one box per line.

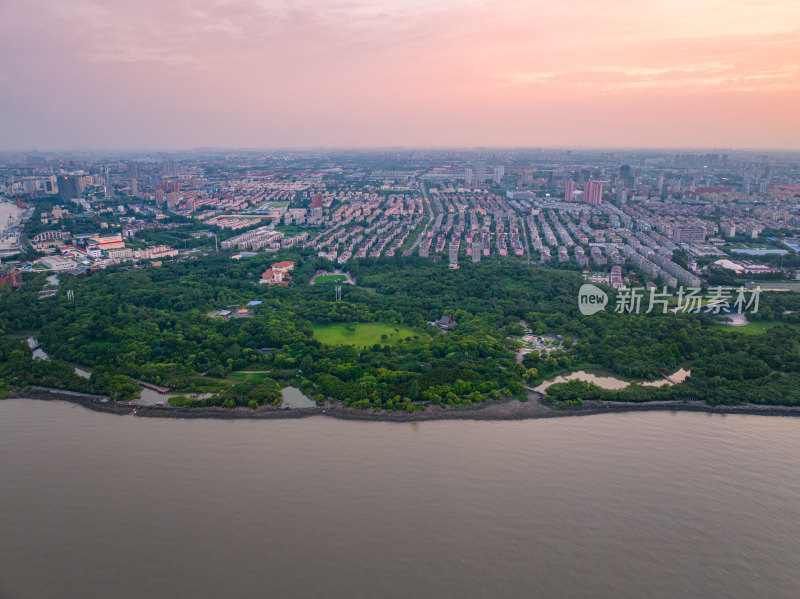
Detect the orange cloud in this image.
<box><xmin>0</xmin><ymin>0</ymin><xmax>798</xmax><ymax>148</ymax></box>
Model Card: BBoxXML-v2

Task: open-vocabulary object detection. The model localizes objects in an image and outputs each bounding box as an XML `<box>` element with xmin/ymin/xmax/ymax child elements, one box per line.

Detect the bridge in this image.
<box><xmin>659</xmin><ymin>368</ymin><xmax>678</xmax><ymax>385</ymax></box>
<box><xmin>136</xmin><ymin>380</ymin><xmax>171</xmax><ymax>394</ymax></box>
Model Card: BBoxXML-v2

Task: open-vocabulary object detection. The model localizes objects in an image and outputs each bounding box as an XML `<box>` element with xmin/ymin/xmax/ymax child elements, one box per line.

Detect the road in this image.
<box><xmin>520</xmin><ymin>216</ymin><xmax>532</xmax><ymax>264</ymax></box>
<box><xmin>405</xmin><ymin>183</ymin><xmax>434</xmax><ymax>256</ymax></box>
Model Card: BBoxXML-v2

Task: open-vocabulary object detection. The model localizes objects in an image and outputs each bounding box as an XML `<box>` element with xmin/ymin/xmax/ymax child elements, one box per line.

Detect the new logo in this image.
<box><xmin>578</xmin><ymin>284</ymin><xmax>608</xmax><ymax>315</ymax></box>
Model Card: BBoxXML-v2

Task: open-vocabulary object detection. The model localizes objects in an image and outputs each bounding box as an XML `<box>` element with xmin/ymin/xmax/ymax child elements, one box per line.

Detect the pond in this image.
<box><xmin>27</xmin><ymin>338</ymin><xmax>94</xmax><ymax>380</ymax></box>
<box><xmin>22</xmin><ymin>341</ymin><xmax>213</xmax><ymax>404</ymax></box>
<box><xmin>280</xmin><ymin>386</ymin><xmax>316</xmax><ymax>408</ymax></box>
<box><xmin>73</xmin><ymin>365</ymin><xmax>92</xmax><ymax>379</ymax></box>
<box><xmin>27</xmin><ymin>337</ymin><xmax>50</xmax><ymax>360</ymax></box>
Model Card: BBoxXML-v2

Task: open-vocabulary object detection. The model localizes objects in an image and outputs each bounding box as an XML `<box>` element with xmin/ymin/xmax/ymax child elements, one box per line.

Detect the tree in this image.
<box><xmin>407</xmin><ymin>379</ymin><xmax>420</xmax><ymax>401</ymax></box>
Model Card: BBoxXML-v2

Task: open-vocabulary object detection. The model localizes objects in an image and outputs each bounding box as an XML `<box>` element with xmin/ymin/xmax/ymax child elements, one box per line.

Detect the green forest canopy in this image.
<box><xmin>2</xmin><ymin>253</ymin><xmax>800</xmax><ymax>408</ymax></box>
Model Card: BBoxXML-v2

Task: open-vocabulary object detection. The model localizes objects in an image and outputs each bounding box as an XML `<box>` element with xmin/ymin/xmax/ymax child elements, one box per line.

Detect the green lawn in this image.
<box><xmin>314</xmin><ymin>274</ymin><xmax>347</xmax><ymax>284</ymax></box>
<box><xmin>312</xmin><ymin>322</ymin><xmax>420</xmax><ymax>347</ymax></box>
<box><xmin>228</xmin><ymin>372</ymin><xmax>270</xmax><ymax>383</ymax></box>
<box><xmin>710</xmin><ymin>321</ymin><xmax>800</xmax><ymax>334</ymax></box>
<box><xmin>756</xmin><ymin>282</ymin><xmax>800</xmax><ymax>292</ymax></box>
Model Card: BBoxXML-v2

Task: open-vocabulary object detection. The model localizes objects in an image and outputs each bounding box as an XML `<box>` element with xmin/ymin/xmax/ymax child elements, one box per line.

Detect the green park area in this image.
<box><xmin>314</xmin><ymin>274</ymin><xmax>347</xmax><ymax>284</ymax></box>
<box><xmin>228</xmin><ymin>371</ymin><xmax>271</xmax><ymax>383</ymax></box>
<box><xmin>4</xmin><ymin>254</ymin><xmax>800</xmax><ymax>409</ymax></box>
<box><xmin>312</xmin><ymin>322</ymin><xmax>419</xmax><ymax>347</ymax></box>
<box><xmin>711</xmin><ymin>320</ymin><xmax>800</xmax><ymax>335</ymax></box>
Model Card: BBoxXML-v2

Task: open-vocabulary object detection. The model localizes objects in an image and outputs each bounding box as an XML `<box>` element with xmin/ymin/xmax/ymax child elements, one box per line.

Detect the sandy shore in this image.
<box><xmin>7</xmin><ymin>386</ymin><xmax>800</xmax><ymax>421</ymax></box>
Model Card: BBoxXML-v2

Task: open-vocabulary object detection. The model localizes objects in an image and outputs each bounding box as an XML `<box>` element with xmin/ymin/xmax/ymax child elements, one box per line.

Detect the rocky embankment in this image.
<box><xmin>8</xmin><ymin>387</ymin><xmax>800</xmax><ymax>421</ymax></box>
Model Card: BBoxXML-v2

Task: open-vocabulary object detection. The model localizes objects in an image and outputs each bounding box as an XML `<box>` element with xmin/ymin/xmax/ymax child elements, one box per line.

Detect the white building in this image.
<box><xmin>41</xmin><ymin>256</ymin><xmax>78</xmax><ymax>271</ymax></box>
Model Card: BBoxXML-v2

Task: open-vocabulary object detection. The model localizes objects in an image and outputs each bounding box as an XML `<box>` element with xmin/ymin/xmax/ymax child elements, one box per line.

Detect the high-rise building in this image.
<box><xmin>619</xmin><ymin>164</ymin><xmax>634</xmax><ymax>188</ymax></box>
<box><xmin>673</xmin><ymin>227</ymin><xmax>706</xmax><ymax>244</ymax></box>
<box><xmin>310</xmin><ymin>193</ymin><xmax>323</xmax><ymax>218</ymax></box>
<box><xmin>564</xmin><ymin>180</ymin><xmax>574</xmax><ymax>202</ymax></box>
<box><xmin>130</xmin><ymin>178</ymin><xmax>138</xmax><ymax>195</ymax></box>
<box><xmin>471</xmin><ymin>239</ymin><xmax>482</xmax><ymax>262</ymax></box>
<box><xmin>493</xmin><ymin>166</ymin><xmax>505</xmax><ymax>185</ymax></box>
<box><xmin>449</xmin><ymin>240</ymin><xmax>459</xmax><ymax>264</ymax></box>
<box><xmin>161</xmin><ymin>160</ymin><xmax>180</xmax><ymax>177</ymax></box>
<box><xmin>58</xmin><ymin>175</ymin><xmax>84</xmax><ymax>202</ymax></box>
<box><xmin>474</xmin><ymin>163</ymin><xmax>487</xmax><ymax>184</ymax></box>
<box><xmin>616</xmin><ymin>188</ymin><xmax>627</xmax><ymax>204</ymax></box>
<box><xmin>0</xmin><ymin>268</ymin><xmax>23</xmax><ymax>291</ymax></box>
<box><xmin>584</xmin><ymin>180</ymin><xmax>603</xmax><ymax>205</ymax></box>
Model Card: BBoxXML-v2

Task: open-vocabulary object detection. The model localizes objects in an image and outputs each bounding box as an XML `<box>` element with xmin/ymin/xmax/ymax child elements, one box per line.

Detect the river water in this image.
<box><xmin>0</xmin><ymin>201</ymin><xmax>22</xmax><ymax>250</ymax></box>
<box><xmin>0</xmin><ymin>201</ymin><xmax>22</xmax><ymax>229</ymax></box>
<box><xmin>1</xmin><ymin>399</ymin><xmax>799</xmax><ymax>599</ymax></box>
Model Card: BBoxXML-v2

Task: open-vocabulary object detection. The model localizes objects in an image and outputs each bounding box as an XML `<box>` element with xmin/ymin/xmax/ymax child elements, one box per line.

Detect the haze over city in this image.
<box><xmin>2</xmin><ymin>0</ymin><xmax>799</xmax><ymax>150</ymax></box>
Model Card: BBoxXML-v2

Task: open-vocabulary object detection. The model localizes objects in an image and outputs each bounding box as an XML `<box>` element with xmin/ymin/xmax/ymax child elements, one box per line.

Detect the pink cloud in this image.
<box><xmin>1</xmin><ymin>0</ymin><xmax>798</xmax><ymax>148</ymax></box>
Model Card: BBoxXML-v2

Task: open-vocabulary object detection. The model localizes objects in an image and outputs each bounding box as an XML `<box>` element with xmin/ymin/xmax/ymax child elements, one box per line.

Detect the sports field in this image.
<box><xmin>311</xmin><ymin>322</ymin><xmax>419</xmax><ymax>347</ymax></box>
<box><xmin>314</xmin><ymin>274</ymin><xmax>347</xmax><ymax>284</ymax></box>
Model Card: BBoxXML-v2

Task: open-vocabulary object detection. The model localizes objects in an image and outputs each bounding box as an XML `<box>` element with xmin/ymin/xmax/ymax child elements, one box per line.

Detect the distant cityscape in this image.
<box><xmin>2</xmin><ymin>148</ymin><xmax>800</xmax><ymax>292</ymax></box>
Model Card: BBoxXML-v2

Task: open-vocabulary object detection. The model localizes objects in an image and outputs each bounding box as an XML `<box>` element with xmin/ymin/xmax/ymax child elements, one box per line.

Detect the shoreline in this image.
<box><xmin>6</xmin><ymin>386</ymin><xmax>800</xmax><ymax>422</ymax></box>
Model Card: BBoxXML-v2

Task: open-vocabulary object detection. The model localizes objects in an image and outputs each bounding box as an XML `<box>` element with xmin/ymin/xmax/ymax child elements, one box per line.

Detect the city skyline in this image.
<box><xmin>1</xmin><ymin>0</ymin><xmax>799</xmax><ymax>150</ymax></box>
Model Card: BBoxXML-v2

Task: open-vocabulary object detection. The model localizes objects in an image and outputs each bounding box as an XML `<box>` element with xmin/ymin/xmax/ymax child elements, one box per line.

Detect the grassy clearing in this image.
<box><xmin>755</xmin><ymin>282</ymin><xmax>800</xmax><ymax>292</ymax></box>
<box><xmin>710</xmin><ymin>321</ymin><xmax>800</xmax><ymax>334</ymax></box>
<box><xmin>312</xmin><ymin>322</ymin><xmax>420</xmax><ymax>347</ymax></box>
<box><xmin>228</xmin><ymin>372</ymin><xmax>270</xmax><ymax>383</ymax></box>
<box><xmin>314</xmin><ymin>274</ymin><xmax>347</xmax><ymax>284</ymax></box>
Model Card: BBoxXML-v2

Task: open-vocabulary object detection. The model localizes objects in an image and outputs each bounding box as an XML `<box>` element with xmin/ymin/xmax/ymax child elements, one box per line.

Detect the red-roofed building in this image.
<box><xmin>259</xmin><ymin>261</ymin><xmax>295</xmax><ymax>285</ymax></box>
<box><xmin>435</xmin><ymin>315</ymin><xmax>456</xmax><ymax>331</ymax></box>
<box><xmin>271</xmin><ymin>261</ymin><xmax>295</xmax><ymax>272</ymax></box>
<box><xmin>91</xmin><ymin>233</ymin><xmax>125</xmax><ymax>249</ymax></box>
<box><xmin>260</xmin><ymin>268</ymin><xmax>289</xmax><ymax>285</ymax></box>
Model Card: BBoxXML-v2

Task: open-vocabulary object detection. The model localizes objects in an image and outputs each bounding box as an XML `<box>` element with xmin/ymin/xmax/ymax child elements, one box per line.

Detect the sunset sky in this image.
<box><xmin>1</xmin><ymin>0</ymin><xmax>799</xmax><ymax>149</ymax></box>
